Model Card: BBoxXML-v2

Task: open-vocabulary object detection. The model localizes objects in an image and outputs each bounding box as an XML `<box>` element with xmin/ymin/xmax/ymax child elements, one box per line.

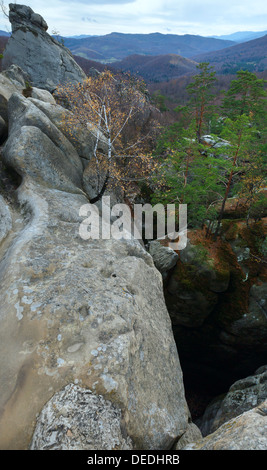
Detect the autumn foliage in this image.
<box><xmin>56</xmin><ymin>70</ymin><xmax>160</xmax><ymax>200</ymax></box>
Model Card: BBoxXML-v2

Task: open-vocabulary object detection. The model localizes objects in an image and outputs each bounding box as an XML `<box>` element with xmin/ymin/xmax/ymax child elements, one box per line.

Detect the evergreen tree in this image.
<box><xmin>215</xmin><ymin>70</ymin><xmax>267</xmax><ymax>232</ymax></box>
<box><xmin>152</xmin><ymin>120</ymin><xmax>226</xmax><ymax>228</ymax></box>
<box><xmin>186</xmin><ymin>62</ymin><xmax>217</xmax><ymax>142</ymax></box>
<box><xmin>222</xmin><ymin>70</ymin><xmax>267</xmax><ymax>125</ymax></box>
<box><xmin>152</xmin><ymin>66</ymin><xmax>266</xmax><ymax>236</ymax></box>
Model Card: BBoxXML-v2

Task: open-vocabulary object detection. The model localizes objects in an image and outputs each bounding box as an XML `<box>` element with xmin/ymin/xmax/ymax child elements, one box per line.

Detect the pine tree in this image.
<box><xmin>186</xmin><ymin>62</ymin><xmax>217</xmax><ymax>142</ymax></box>
<box><xmin>222</xmin><ymin>70</ymin><xmax>267</xmax><ymax>125</ymax></box>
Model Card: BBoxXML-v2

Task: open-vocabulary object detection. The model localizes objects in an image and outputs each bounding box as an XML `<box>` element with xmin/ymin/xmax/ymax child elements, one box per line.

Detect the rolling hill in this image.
<box><xmin>63</xmin><ymin>32</ymin><xmax>235</xmax><ymax>62</ymax></box>
<box><xmin>193</xmin><ymin>34</ymin><xmax>267</xmax><ymax>73</ymax></box>
<box><xmin>113</xmin><ymin>54</ymin><xmax>198</xmax><ymax>82</ymax></box>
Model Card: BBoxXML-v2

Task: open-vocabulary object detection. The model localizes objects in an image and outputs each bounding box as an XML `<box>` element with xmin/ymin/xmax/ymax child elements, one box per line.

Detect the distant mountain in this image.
<box><xmin>65</xmin><ymin>34</ymin><xmax>96</xmax><ymax>39</ymax></box>
<box><xmin>63</xmin><ymin>32</ymin><xmax>235</xmax><ymax>62</ymax></box>
<box><xmin>193</xmin><ymin>34</ymin><xmax>267</xmax><ymax>74</ymax></box>
<box><xmin>210</xmin><ymin>30</ymin><xmax>267</xmax><ymax>43</ymax></box>
<box><xmin>113</xmin><ymin>54</ymin><xmax>198</xmax><ymax>82</ymax></box>
<box><xmin>0</xmin><ymin>30</ymin><xmax>10</xmax><ymax>37</ymax></box>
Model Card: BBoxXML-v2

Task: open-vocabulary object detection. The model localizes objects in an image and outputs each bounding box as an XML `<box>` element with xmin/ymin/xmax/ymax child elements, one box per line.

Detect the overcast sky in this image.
<box><xmin>1</xmin><ymin>0</ymin><xmax>267</xmax><ymax>37</ymax></box>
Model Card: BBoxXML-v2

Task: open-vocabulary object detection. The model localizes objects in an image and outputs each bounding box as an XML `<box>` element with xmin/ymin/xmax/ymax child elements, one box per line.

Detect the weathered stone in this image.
<box><xmin>9</xmin><ymin>3</ymin><xmax>48</xmax><ymax>32</ymax></box>
<box><xmin>182</xmin><ymin>400</ymin><xmax>267</xmax><ymax>450</ymax></box>
<box><xmin>3</xmin><ymin>125</ymin><xmax>84</xmax><ymax>194</ymax></box>
<box><xmin>2</xmin><ymin>4</ymin><xmax>86</xmax><ymax>92</ymax></box>
<box><xmin>221</xmin><ymin>286</ymin><xmax>267</xmax><ymax>348</ymax></box>
<box><xmin>201</xmin><ymin>134</ymin><xmax>230</xmax><ymax>149</ymax></box>
<box><xmin>0</xmin><ymin>195</ymin><xmax>12</xmax><ymax>244</ymax></box>
<box><xmin>2</xmin><ymin>92</ymin><xmax>84</xmax><ymax>194</ymax></box>
<box><xmin>198</xmin><ymin>366</ymin><xmax>267</xmax><ymax>436</ymax></box>
<box><xmin>179</xmin><ymin>241</ymin><xmax>230</xmax><ymax>293</ymax></box>
<box><xmin>175</xmin><ymin>422</ymin><xmax>202</xmax><ymax>450</ymax></box>
<box><xmin>30</xmin><ymin>88</ymin><xmax>56</xmax><ymax>104</ymax></box>
<box><xmin>0</xmin><ymin>87</ymin><xmax>189</xmax><ymax>450</ymax></box>
<box><xmin>148</xmin><ymin>240</ymin><xmax>178</xmax><ymax>277</ymax></box>
<box><xmin>167</xmin><ymin>276</ymin><xmax>217</xmax><ymax>327</ymax></box>
<box><xmin>30</xmin><ymin>384</ymin><xmax>133</xmax><ymax>450</ymax></box>
<box><xmin>0</xmin><ymin>66</ymin><xmax>27</xmax><ymax>122</ymax></box>
<box><xmin>5</xmin><ymin>92</ymin><xmax>83</xmax><ymax>180</ymax></box>
<box><xmin>27</xmin><ymin>98</ymin><xmax>109</xmax><ymax>162</ymax></box>
<box><xmin>1</xmin><ymin>64</ymin><xmax>29</xmax><ymax>88</ymax></box>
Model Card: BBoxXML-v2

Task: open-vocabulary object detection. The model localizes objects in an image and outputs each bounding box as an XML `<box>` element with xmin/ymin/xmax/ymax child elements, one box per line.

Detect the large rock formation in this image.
<box><xmin>2</xmin><ymin>4</ymin><xmax>86</xmax><ymax>92</ymax></box>
<box><xmin>0</xmin><ymin>66</ymin><xmax>190</xmax><ymax>450</ymax></box>
<box><xmin>1</xmin><ymin>3</ymin><xmax>266</xmax><ymax>452</ymax></box>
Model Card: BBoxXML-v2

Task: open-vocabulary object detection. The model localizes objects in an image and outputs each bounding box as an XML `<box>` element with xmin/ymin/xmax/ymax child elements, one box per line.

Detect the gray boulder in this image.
<box><xmin>2</xmin><ymin>4</ymin><xmax>86</xmax><ymax>92</ymax></box>
<box><xmin>30</xmin><ymin>384</ymin><xmax>133</xmax><ymax>450</ymax></box>
<box><xmin>182</xmin><ymin>400</ymin><xmax>267</xmax><ymax>450</ymax></box>
<box><xmin>148</xmin><ymin>240</ymin><xmax>178</xmax><ymax>277</ymax></box>
<box><xmin>0</xmin><ymin>64</ymin><xmax>55</xmax><ymax>140</ymax></box>
<box><xmin>198</xmin><ymin>366</ymin><xmax>267</xmax><ymax>436</ymax></box>
<box><xmin>175</xmin><ymin>422</ymin><xmax>202</xmax><ymax>450</ymax></box>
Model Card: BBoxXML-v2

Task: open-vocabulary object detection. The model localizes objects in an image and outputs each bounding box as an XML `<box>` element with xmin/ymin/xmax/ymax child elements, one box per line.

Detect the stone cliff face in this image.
<box><xmin>2</xmin><ymin>4</ymin><xmax>86</xmax><ymax>92</ymax></box>
<box><xmin>0</xmin><ymin>67</ymin><xmax>191</xmax><ymax>450</ymax></box>
<box><xmin>0</xmin><ymin>4</ymin><xmax>266</xmax><ymax>451</ymax></box>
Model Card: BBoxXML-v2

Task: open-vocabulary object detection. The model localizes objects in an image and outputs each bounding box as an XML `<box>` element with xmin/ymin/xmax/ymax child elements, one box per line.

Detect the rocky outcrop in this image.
<box><xmin>1</xmin><ymin>3</ymin><xmax>265</xmax><ymax>452</ymax></box>
<box><xmin>182</xmin><ymin>400</ymin><xmax>267</xmax><ymax>450</ymax></box>
<box><xmin>2</xmin><ymin>4</ymin><xmax>86</xmax><ymax>92</ymax></box>
<box><xmin>197</xmin><ymin>365</ymin><xmax>267</xmax><ymax>436</ymax></box>
<box><xmin>0</xmin><ymin>64</ymin><xmax>58</xmax><ymax>143</ymax></box>
<box><xmin>0</xmin><ymin>69</ymin><xmax>189</xmax><ymax>450</ymax></box>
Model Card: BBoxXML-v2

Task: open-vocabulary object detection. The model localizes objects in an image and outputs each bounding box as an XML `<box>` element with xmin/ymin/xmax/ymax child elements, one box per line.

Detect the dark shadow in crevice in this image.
<box><xmin>0</xmin><ymin>152</ymin><xmax>23</xmax><ymax>203</ymax></box>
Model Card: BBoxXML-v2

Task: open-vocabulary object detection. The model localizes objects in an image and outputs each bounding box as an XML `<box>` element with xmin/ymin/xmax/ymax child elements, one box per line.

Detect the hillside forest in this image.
<box><xmin>149</xmin><ymin>64</ymin><xmax>267</xmax><ymax>240</ymax></box>
<box><xmin>58</xmin><ymin>62</ymin><xmax>267</xmax><ymax>247</ymax></box>
<box><xmin>0</xmin><ymin>25</ymin><xmax>266</xmax><ymax>252</ymax></box>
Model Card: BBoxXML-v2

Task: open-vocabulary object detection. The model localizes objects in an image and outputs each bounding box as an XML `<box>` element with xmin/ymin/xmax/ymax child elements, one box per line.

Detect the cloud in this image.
<box><xmin>59</xmin><ymin>0</ymin><xmax>135</xmax><ymax>3</ymax></box>
<box><xmin>1</xmin><ymin>0</ymin><xmax>267</xmax><ymax>36</ymax></box>
<box><xmin>82</xmin><ymin>17</ymin><xmax>98</xmax><ymax>23</ymax></box>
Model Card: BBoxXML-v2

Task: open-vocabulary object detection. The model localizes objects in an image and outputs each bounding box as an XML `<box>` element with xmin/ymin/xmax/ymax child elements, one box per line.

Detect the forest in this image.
<box><xmin>149</xmin><ymin>64</ymin><xmax>267</xmax><ymax>242</ymax></box>
<box><xmin>56</xmin><ymin>62</ymin><xmax>267</xmax><ymax>248</ymax></box>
